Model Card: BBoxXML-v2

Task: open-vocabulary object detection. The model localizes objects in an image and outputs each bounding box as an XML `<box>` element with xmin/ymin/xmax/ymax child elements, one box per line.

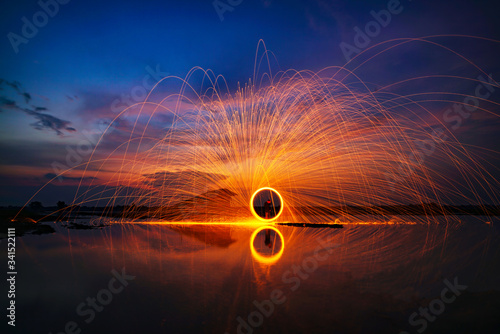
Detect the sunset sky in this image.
<box><xmin>1</xmin><ymin>0</ymin><xmax>499</xmax><ymax>206</ymax></box>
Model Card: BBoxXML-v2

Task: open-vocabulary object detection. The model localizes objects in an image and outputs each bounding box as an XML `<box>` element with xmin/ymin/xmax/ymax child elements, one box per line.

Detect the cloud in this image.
<box><xmin>24</xmin><ymin>108</ymin><xmax>76</xmax><ymax>135</ymax></box>
<box><xmin>0</xmin><ymin>96</ymin><xmax>16</xmax><ymax>110</ymax></box>
<box><xmin>22</xmin><ymin>92</ymin><xmax>31</xmax><ymax>103</ymax></box>
<box><xmin>0</xmin><ymin>79</ymin><xmax>31</xmax><ymax>103</ymax></box>
<box><xmin>0</xmin><ymin>140</ymin><xmax>68</xmax><ymax>168</ymax></box>
<box><xmin>0</xmin><ymin>79</ymin><xmax>76</xmax><ymax>135</ymax></box>
<box><xmin>44</xmin><ymin>173</ymin><xmax>98</xmax><ymax>182</ymax></box>
<box><xmin>143</xmin><ymin>170</ymin><xmax>228</xmax><ymax>189</ymax></box>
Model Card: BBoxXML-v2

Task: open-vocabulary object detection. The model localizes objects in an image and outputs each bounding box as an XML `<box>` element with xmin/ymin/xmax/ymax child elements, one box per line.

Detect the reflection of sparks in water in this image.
<box><xmin>119</xmin><ymin>220</ymin><xmax>287</xmax><ymax>264</ymax></box>
<box><xmin>250</xmin><ymin>226</ymin><xmax>285</xmax><ymax>265</ymax></box>
<box><xmin>12</xmin><ymin>216</ymin><xmax>500</xmax><ymax>333</ymax></box>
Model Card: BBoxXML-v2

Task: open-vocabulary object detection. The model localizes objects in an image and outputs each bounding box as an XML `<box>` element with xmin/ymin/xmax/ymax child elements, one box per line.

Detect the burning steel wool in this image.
<box><xmin>18</xmin><ymin>39</ymin><xmax>499</xmax><ymax>225</ymax></box>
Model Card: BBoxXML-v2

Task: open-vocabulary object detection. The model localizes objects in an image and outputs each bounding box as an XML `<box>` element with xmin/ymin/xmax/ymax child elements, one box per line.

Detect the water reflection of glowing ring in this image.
<box><xmin>250</xmin><ymin>226</ymin><xmax>285</xmax><ymax>265</ymax></box>
<box><xmin>250</xmin><ymin>187</ymin><xmax>284</xmax><ymax>222</ymax></box>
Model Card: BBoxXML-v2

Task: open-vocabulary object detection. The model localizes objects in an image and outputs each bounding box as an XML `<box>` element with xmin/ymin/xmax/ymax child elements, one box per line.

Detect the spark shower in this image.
<box><xmin>28</xmin><ymin>38</ymin><xmax>499</xmax><ymax>224</ymax></box>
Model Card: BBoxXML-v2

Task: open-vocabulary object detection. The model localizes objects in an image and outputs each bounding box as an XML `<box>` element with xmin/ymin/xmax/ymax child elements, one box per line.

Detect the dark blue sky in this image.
<box><xmin>2</xmin><ymin>0</ymin><xmax>499</xmax><ymax>88</ymax></box>
<box><xmin>1</xmin><ymin>0</ymin><xmax>499</xmax><ymax>205</ymax></box>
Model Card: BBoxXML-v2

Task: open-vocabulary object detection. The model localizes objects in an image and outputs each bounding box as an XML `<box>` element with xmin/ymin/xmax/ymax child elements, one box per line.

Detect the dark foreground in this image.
<box><xmin>1</xmin><ymin>216</ymin><xmax>499</xmax><ymax>334</ymax></box>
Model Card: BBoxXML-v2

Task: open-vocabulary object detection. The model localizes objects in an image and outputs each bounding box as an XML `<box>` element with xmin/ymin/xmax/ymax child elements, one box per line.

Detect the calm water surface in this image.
<box><xmin>6</xmin><ymin>216</ymin><xmax>500</xmax><ymax>334</ymax></box>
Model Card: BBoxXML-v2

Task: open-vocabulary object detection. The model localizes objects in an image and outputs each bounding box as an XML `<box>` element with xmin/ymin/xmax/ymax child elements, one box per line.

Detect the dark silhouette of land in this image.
<box><xmin>277</xmin><ymin>222</ymin><xmax>343</xmax><ymax>228</ymax></box>
<box><xmin>0</xmin><ymin>218</ymin><xmax>55</xmax><ymax>238</ymax></box>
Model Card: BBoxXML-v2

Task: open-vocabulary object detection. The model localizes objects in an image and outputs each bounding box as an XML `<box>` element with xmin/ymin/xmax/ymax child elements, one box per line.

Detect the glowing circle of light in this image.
<box><xmin>250</xmin><ymin>187</ymin><xmax>284</xmax><ymax>222</ymax></box>
<box><xmin>250</xmin><ymin>226</ymin><xmax>285</xmax><ymax>265</ymax></box>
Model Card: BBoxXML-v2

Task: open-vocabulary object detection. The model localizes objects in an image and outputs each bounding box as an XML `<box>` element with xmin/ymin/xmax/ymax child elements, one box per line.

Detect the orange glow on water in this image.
<box><xmin>249</xmin><ymin>225</ymin><xmax>285</xmax><ymax>265</ymax></box>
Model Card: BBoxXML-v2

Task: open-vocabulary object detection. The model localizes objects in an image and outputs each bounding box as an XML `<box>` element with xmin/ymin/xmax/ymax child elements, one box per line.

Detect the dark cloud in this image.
<box><xmin>0</xmin><ymin>79</ymin><xmax>31</xmax><ymax>103</ymax></box>
<box><xmin>0</xmin><ymin>79</ymin><xmax>76</xmax><ymax>135</ymax></box>
<box><xmin>0</xmin><ymin>96</ymin><xmax>16</xmax><ymax>110</ymax></box>
<box><xmin>0</xmin><ymin>79</ymin><xmax>20</xmax><ymax>92</ymax></box>
<box><xmin>0</xmin><ymin>140</ymin><xmax>69</xmax><ymax>167</ymax></box>
<box><xmin>44</xmin><ymin>173</ymin><xmax>98</xmax><ymax>182</ymax></box>
<box><xmin>22</xmin><ymin>92</ymin><xmax>31</xmax><ymax>104</ymax></box>
<box><xmin>143</xmin><ymin>170</ymin><xmax>228</xmax><ymax>189</ymax></box>
<box><xmin>135</xmin><ymin>170</ymin><xmax>231</xmax><ymax>206</ymax></box>
<box><xmin>24</xmin><ymin>108</ymin><xmax>76</xmax><ymax>135</ymax></box>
